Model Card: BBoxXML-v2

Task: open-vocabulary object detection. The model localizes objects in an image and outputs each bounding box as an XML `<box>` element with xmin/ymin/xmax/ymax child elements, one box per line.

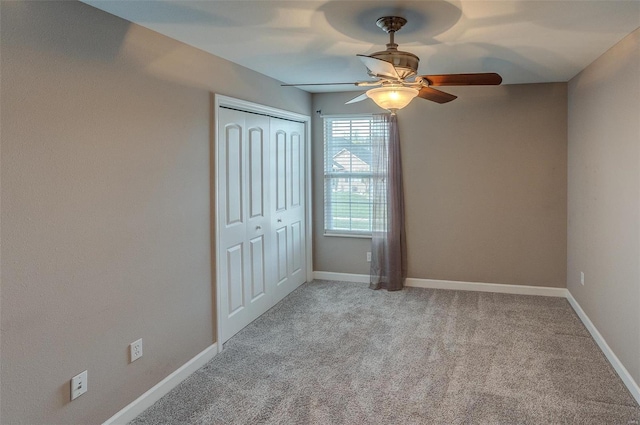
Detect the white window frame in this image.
<box><xmin>323</xmin><ymin>114</ymin><xmax>381</xmax><ymax>238</ymax></box>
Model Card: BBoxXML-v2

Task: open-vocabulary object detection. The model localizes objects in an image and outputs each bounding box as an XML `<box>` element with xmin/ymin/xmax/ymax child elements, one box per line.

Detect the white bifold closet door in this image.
<box><xmin>270</xmin><ymin>117</ymin><xmax>307</xmax><ymax>304</ymax></box>
<box><xmin>218</xmin><ymin>108</ymin><xmax>306</xmax><ymax>345</ymax></box>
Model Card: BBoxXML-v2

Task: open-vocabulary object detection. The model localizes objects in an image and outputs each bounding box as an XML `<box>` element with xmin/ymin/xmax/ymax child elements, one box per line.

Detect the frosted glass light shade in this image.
<box><xmin>366</xmin><ymin>86</ymin><xmax>419</xmax><ymax>112</ymax></box>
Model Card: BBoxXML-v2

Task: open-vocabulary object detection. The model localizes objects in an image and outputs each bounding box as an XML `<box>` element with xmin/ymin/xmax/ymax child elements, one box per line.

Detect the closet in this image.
<box><xmin>216</xmin><ymin>99</ymin><xmax>309</xmax><ymax>345</ymax></box>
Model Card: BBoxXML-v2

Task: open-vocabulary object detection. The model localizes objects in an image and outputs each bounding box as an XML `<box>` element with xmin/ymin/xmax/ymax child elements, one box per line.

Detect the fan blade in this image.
<box><xmin>417</xmin><ymin>87</ymin><xmax>457</xmax><ymax>104</ymax></box>
<box><xmin>422</xmin><ymin>73</ymin><xmax>502</xmax><ymax>86</ymax></box>
<box><xmin>345</xmin><ymin>92</ymin><xmax>369</xmax><ymax>105</ymax></box>
<box><xmin>357</xmin><ymin>55</ymin><xmax>399</xmax><ymax>80</ymax></box>
<box><xmin>281</xmin><ymin>82</ymin><xmax>359</xmax><ymax>87</ymax></box>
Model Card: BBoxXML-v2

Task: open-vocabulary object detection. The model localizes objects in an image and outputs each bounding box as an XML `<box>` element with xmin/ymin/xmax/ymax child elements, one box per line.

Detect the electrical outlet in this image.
<box><xmin>71</xmin><ymin>370</ymin><xmax>87</xmax><ymax>401</ymax></box>
<box><xmin>366</xmin><ymin>252</ymin><xmax>372</xmax><ymax>262</ymax></box>
<box><xmin>130</xmin><ymin>338</ymin><xmax>143</xmax><ymax>362</ymax></box>
<box><xmin>580</xmin><ymin>271</ymin><xmax>585</xmax><ymax>285</ymax></box>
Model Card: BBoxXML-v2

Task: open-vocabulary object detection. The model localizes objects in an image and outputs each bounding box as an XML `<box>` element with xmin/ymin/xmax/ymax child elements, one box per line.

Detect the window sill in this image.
<box><xmin>323</xmin><ymin>233</ymin><xmax>372</xmax><ymax>239</ymax></box>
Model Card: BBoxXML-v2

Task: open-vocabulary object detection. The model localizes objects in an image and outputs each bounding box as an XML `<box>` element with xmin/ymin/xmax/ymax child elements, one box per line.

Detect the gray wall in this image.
<box><xmin>314</xmin><ymin>83</ymin><xmax>568</xmax><ymax>288</ymax></box>
<box><xmin>0</xmin><ymin>2</ymin><xmax>310</xmax><ymax>424</ymax></box>
<box><xmin>567</xmin><ymin>29</ymin><xmax>640</xmax><ymax>385</ymax></box>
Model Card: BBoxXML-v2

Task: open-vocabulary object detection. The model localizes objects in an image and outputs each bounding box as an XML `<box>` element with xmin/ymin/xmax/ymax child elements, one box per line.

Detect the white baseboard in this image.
<box><xmin>312</xmin><ymin>271</ymin><xmax>567</xmax><ymax>298</ymax></box>
<box><xmin>313</xmin><ymin>271</ymin><xmax>370</xmax><ymax>283</ymax></box>
<box><xmin>405</xmin><ymin>277</ymin><xmax>568</xmax><ymax>297</ymax></box>
<box><xmin>103</xmin><ymin>343</ymin><xmax>218</xmax><ymax>425</ymax></box>
<box><xmin>566</xmin><ymin>291</ymin><xmax>640</xmax><ymax>405</ymax></box>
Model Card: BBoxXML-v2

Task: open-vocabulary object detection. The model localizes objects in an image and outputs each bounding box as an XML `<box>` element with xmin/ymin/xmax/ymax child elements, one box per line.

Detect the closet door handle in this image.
<box><xmin>277</xmin><ymin>219</ymin><xmax>282</xmax><ymax>223</ymax></box>
<box><xmin>256</xmin><ymin>226</ymin><xmax>262</xmax><ymax>230</ymax></box>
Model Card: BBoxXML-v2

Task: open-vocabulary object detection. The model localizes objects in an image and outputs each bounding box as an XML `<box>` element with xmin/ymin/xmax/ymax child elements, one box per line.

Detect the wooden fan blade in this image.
<box><xmin>417</xmin><ymin>87</ymin><xmax>457</xmax><ymax>104</ymax></box>
<box><xmin>422</xmin><ymin>73</ymin><xmax>502</xmax><ymax>86</ymax></box>
<box><xmin>345</xmin><ymin>92</ymin><xmax>369</xmax><ymax>104</ymax></box>
<box><xmin>357</xmin><ymin>55</ymin><xmax>399</xmax><ymax>80</ymax></box>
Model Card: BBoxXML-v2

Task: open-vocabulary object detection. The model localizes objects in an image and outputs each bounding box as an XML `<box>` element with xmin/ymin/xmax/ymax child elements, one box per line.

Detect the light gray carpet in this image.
<box><xmin>131</xmin><ymin>280</ymin><xmax>640</xmax><ymax>424</ymax></box>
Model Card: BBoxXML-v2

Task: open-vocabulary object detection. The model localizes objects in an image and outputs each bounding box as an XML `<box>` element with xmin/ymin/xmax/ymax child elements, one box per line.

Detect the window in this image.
<box><xmin>323</xmin><ymin>115</ymin><xmax>386</xmax><ymax>236</ymax></box>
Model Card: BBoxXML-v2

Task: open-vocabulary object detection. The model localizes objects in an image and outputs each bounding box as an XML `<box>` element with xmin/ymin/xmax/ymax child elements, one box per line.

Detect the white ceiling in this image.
<box><xmin>82</xmin><ymin>0</ymin><xmax>640</xmax><ymax>92</ymax></box>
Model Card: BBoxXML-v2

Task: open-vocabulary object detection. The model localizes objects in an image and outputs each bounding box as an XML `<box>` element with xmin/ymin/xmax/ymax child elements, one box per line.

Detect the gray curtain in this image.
<box><xmin>369</xmin><ymin>113</ymin><xmax>407</xmax><ymax>291</ymax></box>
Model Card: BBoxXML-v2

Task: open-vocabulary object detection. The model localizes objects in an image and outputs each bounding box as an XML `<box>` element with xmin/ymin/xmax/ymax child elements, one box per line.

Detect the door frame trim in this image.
<box><xmin>213</xmin><ymin>95</ymin><xmax>312</xmax><ymax>351</ymax></box>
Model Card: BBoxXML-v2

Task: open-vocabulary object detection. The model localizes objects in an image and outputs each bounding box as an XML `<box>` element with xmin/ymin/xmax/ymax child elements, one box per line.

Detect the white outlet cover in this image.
<box><xmin>130</xmin><ymin>338</ymin><xmax>143</xmax><ymax>362</ymax></box>
<box><xmin>71</xmin><ymin>370</ymin><xmax>88</xmax><ymax>401</ymax></box>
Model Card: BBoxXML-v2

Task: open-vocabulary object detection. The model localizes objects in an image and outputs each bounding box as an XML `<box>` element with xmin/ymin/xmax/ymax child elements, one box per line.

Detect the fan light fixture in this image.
<box><xmin>366</xmin><ymin>86</ymin><xmax>419</xmax><ymax>112</ymax></box>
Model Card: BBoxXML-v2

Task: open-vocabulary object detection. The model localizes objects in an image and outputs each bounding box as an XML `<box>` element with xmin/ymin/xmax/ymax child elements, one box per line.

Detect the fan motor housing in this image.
<box><xmin>370</xmin><ymin>49</ymin><xmax>420</xmax><ymax>79</ymax></box>
<box><xmin>371</xmin><ymin>16</ymin><xmax>420</xmax><ymax>79</ymax></box>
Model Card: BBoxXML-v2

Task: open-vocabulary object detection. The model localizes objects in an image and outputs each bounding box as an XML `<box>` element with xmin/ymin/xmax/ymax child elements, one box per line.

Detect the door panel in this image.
<box><xmin>276</xmin><ymin>226</ymin><xmax>288</xmax><ymax>284</ymax></box>
<box><xmin>245</xmin><ymin>116</ymin><xmax>271</xmax><ymax>315</ymax></box>
<box><xmin>226</xmin><ymin>243</ymin><xmax>245</xmax><ymax>316</ymax></box>
<box><xmin>291</xmin><ymin>220</ymin><xmax>302</xmax><ymax>274</ymax></box>
<box><xmin>248</xmin><ymin>128</ymin><xmax>264</xmax><ymax>219</ymax></box>
<box><xmin>249</xmin><ymin>236</ymin><xmax>266</xmax><ymax>300</ymax></box>
<box><xmin>225</xmin><ymin>125</ymin><xmax>243</xmax><ymax>226</ymax></box>
<box><xmin>275</xmin><ymin>131</ymin><xmax>287</xmax><ymax>212</ymax></box>
<box><xmin>291</xmin><ymin>132</ymin><xmax>301</xmax><ymax>208</ymax></box>
<box><xmin>270</xmin><ymin>118</ymin><xmax>307</xmax><ymax>303</ymax></box>
<box><xmin>218</xmin><ymin>108</ymin><xmax>271</xmax><ymax>343</ymax></box>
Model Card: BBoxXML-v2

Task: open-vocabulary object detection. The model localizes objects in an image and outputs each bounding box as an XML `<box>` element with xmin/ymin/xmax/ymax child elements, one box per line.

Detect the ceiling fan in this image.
<box><xmin>283</xmin><ymin>16</ymin><xmax>502</xmax><ymax>112</ymax></box>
